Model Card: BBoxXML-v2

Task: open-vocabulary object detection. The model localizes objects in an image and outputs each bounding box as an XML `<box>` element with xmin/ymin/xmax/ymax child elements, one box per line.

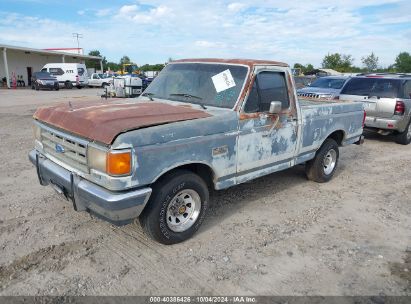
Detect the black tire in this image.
<box><xmin>305</xmin><ymin>138</ymin><xmax>339</xmax><ymax>183</ymax></box>
<box><xmin>35</xmin><ymin>83</ymin><xmax>39</xmax><ymax>91</ymax></box>
<box><xmin>65</xmin><ymin>82</ymin><xmax>73</xmax><ymax>89</ymax></box>
<box><xmin>395</xmin><ymin>121</ymin><xmax>411</xmax><ymax>145</ymax></box>
<box><xmin>55</xmin><ymin>86</ymin><xmax>59</xmax><ymax>91</ymax></box>
<box><xmin>76</xmin><ymin>85</ymin><xmax>82</xmax><ymax>89</ymax></box>
<box><xmin>102</xmin><ymin>83</ymin><xmax>108</xmax><ymax>88</ymax></box>
<box><xmin>31</xmin><ymin>85</ymin><xmax>35</xmax><ymax>90</ymax></box>
<box><xmin>139</xmin><ymin>170</ymin><xmax>209</xmax><ymax>245</ymax></box>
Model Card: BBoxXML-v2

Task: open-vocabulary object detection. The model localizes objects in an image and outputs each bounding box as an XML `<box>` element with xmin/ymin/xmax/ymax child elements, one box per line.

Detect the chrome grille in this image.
<box><xmin>40</xmin><ymin>127</ymin><xmax>89</xmax><ymax>173</ymax></box>
<box><xmin>298</xmin><ymin>92</ymin><xmax>321</xmax><ymax>99</ymax></box>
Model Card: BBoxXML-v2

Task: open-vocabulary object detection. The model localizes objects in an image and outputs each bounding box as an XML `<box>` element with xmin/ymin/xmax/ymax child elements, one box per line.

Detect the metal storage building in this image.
<box><xmin>0</xmin><ymin>44</ymin><xmax>103</xmax><ymax>88</ymax></box>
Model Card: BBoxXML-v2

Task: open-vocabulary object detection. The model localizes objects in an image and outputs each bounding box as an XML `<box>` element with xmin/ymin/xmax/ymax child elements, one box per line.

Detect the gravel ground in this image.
<box><xmin>0</xmin><ymin>88</ymin><xmax>410</xmax><ymax>296</ymax></box>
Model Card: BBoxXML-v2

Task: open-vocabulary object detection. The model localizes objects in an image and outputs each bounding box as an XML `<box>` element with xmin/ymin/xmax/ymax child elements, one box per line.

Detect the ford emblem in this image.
<box><xmin>55</xmin><ymin>144</ymin><xmax>65</xmax><ymax>153</ymax></box>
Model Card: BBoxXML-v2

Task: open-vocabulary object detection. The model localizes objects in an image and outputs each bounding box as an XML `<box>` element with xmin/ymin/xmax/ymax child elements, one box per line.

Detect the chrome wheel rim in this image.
<box><xmin>323</xmin><ymin>149</ymin><xmax>337</xmax><ymax>175</ymax></box>
<box><xmin>166</xmin><ymin>189</ymin><xmax>201</xmax><ymax>232</ymax></box>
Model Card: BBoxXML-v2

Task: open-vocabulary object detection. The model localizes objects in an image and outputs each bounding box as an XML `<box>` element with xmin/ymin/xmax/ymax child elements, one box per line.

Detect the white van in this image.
<box><xmin>41</xmin><ymin>63</ymin><xmax>89</xmax><ymax>89</ymax></box>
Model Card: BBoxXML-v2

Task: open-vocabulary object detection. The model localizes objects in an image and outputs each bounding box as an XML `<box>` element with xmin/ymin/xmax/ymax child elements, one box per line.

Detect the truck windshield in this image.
<box><xmin>309</xmin><ymin>77</ymin><xmax>346</xmax><ymax>89</ymax></box>
<box><xmin>143</xmin><ymin>63</ymin><xmax>248</xmax><ymax>108</ymax></box>
<box><xmin>341</xmin><ymin>78</ymin><xmax>400</xmax><ymax>98</ymax></box>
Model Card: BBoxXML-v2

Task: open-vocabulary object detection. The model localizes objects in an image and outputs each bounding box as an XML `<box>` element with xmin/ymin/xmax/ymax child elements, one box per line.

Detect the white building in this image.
<box><xmin>1</xmin><ymin>44</ymin><xmax>103</xmax><ymax>88</ymax></box>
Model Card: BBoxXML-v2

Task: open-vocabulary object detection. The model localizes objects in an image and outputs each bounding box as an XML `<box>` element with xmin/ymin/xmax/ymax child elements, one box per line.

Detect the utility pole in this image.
<box><xmin>72</xmin><ymin>33</ymin><xmax>83</xmax><ymax>54</ymax></box>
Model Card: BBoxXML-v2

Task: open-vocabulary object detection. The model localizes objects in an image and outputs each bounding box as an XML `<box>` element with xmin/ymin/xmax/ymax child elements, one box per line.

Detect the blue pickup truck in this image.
<box><xmin>29</xmin><ymin>58</ymin><xmax>365</xmax><ymax>244</ymax></box>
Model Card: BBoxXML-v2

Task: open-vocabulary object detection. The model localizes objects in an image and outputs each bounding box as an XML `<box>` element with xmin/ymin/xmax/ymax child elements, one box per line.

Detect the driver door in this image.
<box><xmin>237</xmin><ymin>66</ymin><xmax>298</xmax><ymax>179</ymax></box>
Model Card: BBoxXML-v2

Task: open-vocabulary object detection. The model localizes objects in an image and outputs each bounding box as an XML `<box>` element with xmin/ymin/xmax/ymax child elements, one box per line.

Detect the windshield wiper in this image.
<box><xmin>192</xmin><ymin>102</ymin><xmax>207</xmax><ymax>109</ymax></box>
<box><xmin>169</xmin><ymin>93</ymin><xmax>203</xmax><ymax>100</ymax></box>
<box><xmin>169</xmin><ymin>93</ymin><xmax>207</xmax><ymax>109</ymax></box>
<box><xmin>169</xmin><ymin>93</ymin><xmax>208</xmax><ymax>109</ymax></box>
<box><xmin>141</xmin><ymin>92</ymin><xmax>155</xmax><ymax>101</ymax></box>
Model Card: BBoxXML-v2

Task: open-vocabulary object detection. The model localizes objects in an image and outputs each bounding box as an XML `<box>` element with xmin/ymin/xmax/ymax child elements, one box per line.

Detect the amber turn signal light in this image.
<box><xmin>106</xmin><ymin>151</ymin><xmax>131</xmax><ymax>176</ymax></box>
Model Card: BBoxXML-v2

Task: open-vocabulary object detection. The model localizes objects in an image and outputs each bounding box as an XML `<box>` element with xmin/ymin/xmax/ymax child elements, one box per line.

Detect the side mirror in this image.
<box><xmin>269</xmin><ymin>101</ymin><xmax>282</xmax><ymax>114</ymax></box>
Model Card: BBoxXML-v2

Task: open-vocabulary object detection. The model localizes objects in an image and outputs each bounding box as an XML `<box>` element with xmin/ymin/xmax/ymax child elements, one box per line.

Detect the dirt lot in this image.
<box><xmin>0</xmin><ymin>88</ymin><xmax>410</xmax><ymax>296</ymax></box>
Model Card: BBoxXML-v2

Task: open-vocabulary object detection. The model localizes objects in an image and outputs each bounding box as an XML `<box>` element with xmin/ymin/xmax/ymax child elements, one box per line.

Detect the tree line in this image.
<box><xmin>295</xmin><ymin>51</ymin><xmax>411</xmax><ymax>74</ymax></box>
<box><xmin>85</xmin><ymin>50</ymin><xmax>166</xmax><ymax>72</ymax></box>
<box><xmin>86</xmin><ymin>49</ymin><xmax>411</xmax><ymax>74</ymax></box>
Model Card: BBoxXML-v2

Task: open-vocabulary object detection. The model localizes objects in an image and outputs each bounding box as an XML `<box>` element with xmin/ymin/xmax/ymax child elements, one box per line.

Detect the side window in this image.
<box><xmin>92</xmin><ymin>74</ymin><xmax>97</xmax><ymax>79</ymax></box>
<box><xmin>257</xmin><ymin>72</ymin><xmax>289</xmax><ymax>111</ymax></box>
<box><xmin>41</xmin><ymin>68</ymin><xmax>47</xmax><ymax>72</ymax></box>
<box><xmin>49</xmin><ymin>68</ymin><xmax>64</xmax><ymax>76</ymax></box>
<box><xmin>244</xmin><ymin>71</ymin><xmax>290</xmax><ymax>113</ymax></box>
<box><xmin>403</xmin><ymin>80</ymin><xmax>411</xmax><ymax>99</ymax></box>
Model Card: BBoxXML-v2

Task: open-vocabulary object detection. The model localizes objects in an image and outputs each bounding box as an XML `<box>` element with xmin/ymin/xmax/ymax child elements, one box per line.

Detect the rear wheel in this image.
<box><xmin>305</xmin><ymin>138</ymin><xmax>339</xmax><ymax>183</ymax></box>
<box><xmin>139</xmin><ymin>170</ymin><xmax>209</xmax><ymax>245</ymax></box>
<box><xmin>395</xmin><ymin>121</ymin><xmax>411</xmax><ymax>145</ymax></box>
<box><xmin>65</xmin><ymin>82</ymin><xmax>73</xmax><ymax>89</ymax></box>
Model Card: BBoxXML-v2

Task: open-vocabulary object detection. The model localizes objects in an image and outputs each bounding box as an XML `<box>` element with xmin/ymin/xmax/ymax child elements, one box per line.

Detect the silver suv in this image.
<box><xmin>339</xmin><ymin>74</ymin><xmax>411</xmax><ymax>145</ymax></box>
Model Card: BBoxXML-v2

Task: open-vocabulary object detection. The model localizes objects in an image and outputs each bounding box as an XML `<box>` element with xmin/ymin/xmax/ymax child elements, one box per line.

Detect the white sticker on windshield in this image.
<box><xmin>212</xmin><ymin>69</ymin><xmax>236</xmax><ymax>93</ymax></box>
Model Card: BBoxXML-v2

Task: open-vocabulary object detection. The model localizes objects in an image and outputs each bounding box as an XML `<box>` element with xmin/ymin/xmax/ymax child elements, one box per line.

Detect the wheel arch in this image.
<box><xmin>326</xmin><ymin>129</ymin><xmax>346</xmax><ymax>146</ymax></box>
<box><xmin>151</xmin><ymin>162</ymin><xmax>216</xmax><ymax>189</ymax></box>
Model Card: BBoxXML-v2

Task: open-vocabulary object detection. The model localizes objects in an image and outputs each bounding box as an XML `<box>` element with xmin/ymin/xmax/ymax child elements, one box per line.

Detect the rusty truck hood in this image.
<box><xmin>34</xmin><ymin>99</ymin><xmax>211</xmax><ymax>145</ymax></box>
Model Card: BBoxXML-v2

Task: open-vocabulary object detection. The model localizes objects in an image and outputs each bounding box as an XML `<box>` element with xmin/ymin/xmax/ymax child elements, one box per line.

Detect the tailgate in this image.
<box><xmin>363</xmin><ymin>96</ymin><xmax>396</xmax><ymax>118</ymax></box>
<box><xmin>343</xmin><ymin>95</ymin><xmax>397</xmax><ymax>118</ymax></box>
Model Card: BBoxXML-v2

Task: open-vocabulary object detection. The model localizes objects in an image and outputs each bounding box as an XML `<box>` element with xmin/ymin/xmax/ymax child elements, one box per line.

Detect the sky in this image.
<box><xmin>0</xmin><ymin>0</ymin><xmax>410</xmax><ymax>68</ymax></box>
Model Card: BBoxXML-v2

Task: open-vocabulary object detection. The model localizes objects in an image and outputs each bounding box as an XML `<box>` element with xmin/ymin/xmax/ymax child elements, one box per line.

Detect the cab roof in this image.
<box><xmin>172</xmin><ymin>58</ymin><xmax>289</xmax><ymax>68</ymax></box>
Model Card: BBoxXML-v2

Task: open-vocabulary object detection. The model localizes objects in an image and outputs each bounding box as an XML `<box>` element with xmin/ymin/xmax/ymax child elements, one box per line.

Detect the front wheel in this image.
<box><xmin>139</xmin><ymin>170</ymin><xmax>209</xmax><ymax>245</ymax></box>
<box><xmin>395</xmin><ymin>121</ymin><xmax>411</xmax><ymax>145</ymax></box>
<box><xmin>305</xmin><ymin>138</ymin><xmax>339</xmax><ymax>183</ymax></box>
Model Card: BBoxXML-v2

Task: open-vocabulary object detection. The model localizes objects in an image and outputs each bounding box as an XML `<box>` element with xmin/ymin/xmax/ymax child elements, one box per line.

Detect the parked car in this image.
<box><xmin>41</xmin><ymin>63</ymin><xmax>88</xmax><ymax>89</ymax></box>
<box><xmin>88</xmin><ymin>73</ymin><xmax>113</xmax><ymax>88</ymax></box>
<box><xmin>339</xmin><ymin>74</ymin><xmax>411</xmax><ymax>145</ymax></box>
<box><xmin>297</xmin><ymin>76</ymin><xmax>350</xmax><ymax>100</ymax></box>
<box><xmin>31</xmin><ymin>71</ymin><xmax>59</xmax><ymax>91</ymax></box>
<box><xmin>294</xmin><ymin>76</ymin><xmax>316</xmax><ymax>90</ymax></box>
<box><xmin>29</xmin><ymin>58</ymin><xmax>365</xmax><ymax>244</ymax></box>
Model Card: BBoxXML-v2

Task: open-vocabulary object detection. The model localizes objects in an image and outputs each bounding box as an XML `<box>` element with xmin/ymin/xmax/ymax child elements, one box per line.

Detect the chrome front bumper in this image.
<box><xmin>29</xmin><ymin>149</ymin><xmax>152</xmax><ymax>225</ymax></box>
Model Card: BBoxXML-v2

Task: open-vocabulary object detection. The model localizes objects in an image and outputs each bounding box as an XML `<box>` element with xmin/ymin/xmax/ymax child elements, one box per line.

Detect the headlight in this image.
<box><xmin>32</xmin><ymin>123</ymin><xmax>41</xmax><ymax>141</ymax></box>
<box><xmin>88</xmin><ymin>146</ymin><xmax>132</xmax><ymax>176</ymax></box>
<box><xmin>88</xmin><ymin>146</ymin><xmax>107</xmax><ymax>173</ymax></box>
<box><xmin>319</xmin><ymin>94</ymin><xmax>332</xmax><ymax>99</ymax></box>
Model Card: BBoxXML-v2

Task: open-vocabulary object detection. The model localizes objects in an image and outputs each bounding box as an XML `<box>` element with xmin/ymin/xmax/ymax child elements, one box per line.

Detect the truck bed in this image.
<box><xmin>298</xmin><ymin>98</ymin><xmax>364</xmax><ymax>155</ymax></box>
<box><xmin>299</xmin><ymin>98</ymin><xmax>354</xmax><ymax>106</ymax></box>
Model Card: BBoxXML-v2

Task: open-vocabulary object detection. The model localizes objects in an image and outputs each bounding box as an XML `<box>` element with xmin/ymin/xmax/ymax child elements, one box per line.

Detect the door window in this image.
<box><xmin>402</xmin><ymin>80</ymin><xmax>411</xmax><ymax>99</ymax></box>
<box><xmin>49</xmin><ymin>68</ymin><xmax>64</xmax><ymax>76</ymax></box>
<box><xmin>244</xmin><ymin>71</ymin><xmax>290</xmax><ymax>112</ymax></box>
